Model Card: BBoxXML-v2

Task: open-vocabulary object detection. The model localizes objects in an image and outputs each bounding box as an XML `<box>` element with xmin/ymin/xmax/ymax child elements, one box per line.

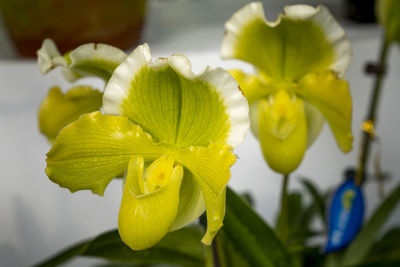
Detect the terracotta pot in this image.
<box><xmin>0</xmin><ymin>0</ymin><xmax>147</xmax><ymax>57</ymax></box>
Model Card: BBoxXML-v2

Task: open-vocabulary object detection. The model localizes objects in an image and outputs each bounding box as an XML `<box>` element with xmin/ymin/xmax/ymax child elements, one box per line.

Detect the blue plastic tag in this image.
<box><xmin>324</xmin><ymin>178</ymin><xmax>365</xmax><ymax>253</ymax></box>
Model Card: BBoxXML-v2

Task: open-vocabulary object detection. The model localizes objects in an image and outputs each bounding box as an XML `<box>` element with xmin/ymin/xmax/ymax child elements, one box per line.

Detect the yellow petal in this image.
<box><xmin>169</xmin><ymin>171</ymin><xmax>205</xmax><ymax>232</ymax></box>
<box><xmin>38</xmin><ymin>86</ymin><xmax>102</xmax><ymax>142</ymax></box>
<box><xmin>296</xmin><ymin>71</ymin><xmax>353</xmax><ymax>152</ymax></box>
<box><xmin>119</xmin><ymin>156</ymin><xmax>184</xmax><ymax>250</ymax></box>
<box><xmin>174</xmin><ymin>143</ymin><xmax>236</xmax><ymax>244</ymax></box>
<box><xmin>228</xmin><ymin>69</ymin><xmax>272</xmax><ymax>104</ymax></box>
<box><xmin>257</xmin><ymin>94</ymin><xmax>308</xmax><ymax>174</ymax></box>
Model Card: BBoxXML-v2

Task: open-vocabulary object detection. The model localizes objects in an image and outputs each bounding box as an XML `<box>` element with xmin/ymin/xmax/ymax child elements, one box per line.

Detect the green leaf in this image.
<box><xmin>84</xmin><ymin>227</ymin><xmax>205</xmax><ymax>266</ymax></box>
<box><xmin>301</xmin><ymin>179</ymin><xmax>326</xmax><ymax>225</ymax></box>
<box><xmin>34</xmin><ymin>226</ymin><xmax>205</xmax><ymax>267</ymax></box>
<box><xmin>276</xmin><ymin>191</ymin><xmax>320</xmax><ymax>247</ymax></box>
<box><xmin>341</xmin><ymin>183</ymin><xmax>400</xmax><ymax>266</ymax></box>
<box><xmin>360</xmin><ymin>227</ymin><xmax>400</xmax><ymax>265</ymax></box>
<box><xmin>214</xmin><ymin>230</ymin><xmax>251</xmax><ymax>267</ymax></box>
<box><xmin>33</xmin><ymin>240</ymin><xmax>90</xmax><ymax>267</ymax></box>
<box><xmin>222</xmin><ymin>187</ymin><xmax>294</xmax><ymax>267</ymax></box>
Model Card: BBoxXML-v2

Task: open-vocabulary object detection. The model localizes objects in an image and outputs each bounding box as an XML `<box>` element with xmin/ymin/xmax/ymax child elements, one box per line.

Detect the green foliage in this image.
<box><xmin>33</xmin><ymin>226</ymin><xmax>206</xmax><ymax>267</ymax></box>
<box><xmin>360</xmin><ymin>227</ymin><xmax>400</xmax><ymax>266</ymax></box>
<box><xmin>223</xmin><ymin>187</ymin><xmax>294</xmax><ymax>267</ymax></box>
<box><xmin>301</xmin><ymin>179</ymin><xmax>327</xmax><ymax>226</ymax></box>
<box><xmin>341</xmin><ymin>183</ymin><xmax>400</xmax><ymax>266</ymax></box>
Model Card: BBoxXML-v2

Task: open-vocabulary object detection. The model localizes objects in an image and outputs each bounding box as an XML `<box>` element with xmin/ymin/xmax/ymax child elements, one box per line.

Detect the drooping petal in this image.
<box><xmin>37</xmin><ymin>38</ymin><xmax>127</xmax><ymax>82</ymax></box>
<box><xmin>169</xmin><ymin>171</ymin><xmax>206</xmax><ymax>232</ymax></box>
<box><xmin>377</xmin><ymin>0</ymin><xmax>400</xmax><ymax>44</ymax></box>
<box><xmin>38</xmin><ymin>86</ymin><xmax>103</xmax><ymax>142</ymax></box>
<box><xmin>103</xmin><ymin>44</ymin><xmax>249</xmax><ymax>148</ymax></box>
<box><xmin>119</xmin><ymin>156</ymin><xmax>184</xmax><ymax>250</ymax></box>
<box><xmin>296</xmin><ymin>71</ymin><xmax>353</xmax><ymax>152</ymax></box>
<box><xmin>228</xmin><ymin>69</ymin><xmax>272</xmax><ymax>104</ymax></box>
<box><xmin>304</xmin><ymin>100</ymin><xmax>325</xmax><ymax>147</ymax></box>
<box><xmin>46</xmin><ymin>111</ymin><xmax>166</xmax><ymax>195</ymax></box>
<box><xmin>174</xmin><ymin>143</ymin><xmax>236</xmax><ymax>244</ymax></box>
<box><xmin>221</xmin><ymin>2</ymin><xmax>351</xmax><ymax>80</ymax></box>
<box><xmin>257</xmin><ymin>93</ymin><xmax>308</xmax><ymax>174</ymax></box>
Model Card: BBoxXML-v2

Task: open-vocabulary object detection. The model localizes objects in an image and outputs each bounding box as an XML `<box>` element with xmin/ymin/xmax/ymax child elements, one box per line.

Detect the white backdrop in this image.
<box><xmin>1</xmin><ymin>0</ymin><xmax>400</xmax><ymax>266</ymax></box>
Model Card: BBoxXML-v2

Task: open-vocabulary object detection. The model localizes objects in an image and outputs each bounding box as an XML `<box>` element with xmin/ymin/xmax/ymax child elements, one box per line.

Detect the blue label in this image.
<box><xmin>324</xmin><ymin>179</ymin><xmax>365</xmax><ymax>253</ymax></box>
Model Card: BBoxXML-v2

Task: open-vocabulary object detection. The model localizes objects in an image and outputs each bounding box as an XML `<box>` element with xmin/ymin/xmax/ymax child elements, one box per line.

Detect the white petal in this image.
<box><xmin>37</xmin><ymin>39</ymin><xmax>67</xmax><ymax>74</ymax></box>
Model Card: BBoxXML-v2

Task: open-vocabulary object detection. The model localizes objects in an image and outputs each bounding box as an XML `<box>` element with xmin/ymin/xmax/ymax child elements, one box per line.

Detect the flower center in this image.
<box><xmin>140</xmin><ymin>156</ymin><xmax>178</xmax><ymax>194</ymax></box>
<box><xmin>260</xmin><ymin>89</ymin><xmax>304</xmax><ymax>140</ymax></box>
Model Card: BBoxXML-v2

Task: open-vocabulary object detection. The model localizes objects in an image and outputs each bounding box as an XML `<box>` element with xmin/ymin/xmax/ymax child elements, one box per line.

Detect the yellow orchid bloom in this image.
<box><xmin>221</xmin><ymin>2</ymin><xmax>353</xmax><ymax>174</ymax></box>
<box><xmin>37</xmin><ymin>39</ymin><xmax>128</xmax><ymax>141</ymax></box>
<box><xmin>44</xmin><ymin>44</ymin><xmax>249</xmax><ymax>250</ymax></box>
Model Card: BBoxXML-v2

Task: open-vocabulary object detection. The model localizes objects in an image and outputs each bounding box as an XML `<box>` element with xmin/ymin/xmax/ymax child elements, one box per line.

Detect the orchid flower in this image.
<box><xmin>44</xmin><ymin>44</ymin><xmax>249</xmax><ymax>250</ymax></box>
<box><xmin>37</xmin><ymin>39</ymin><xmax>127</xmax><ymax>141</ymax></box>
<box><xmin>221</xmin><ymin>2</ymin><xmax>353</xmax><ymax>174</ymax></box>
<box><xmin>377</xmin><ymin>0</ymin><xmax>400</xmax><ymax>45</ymax></box>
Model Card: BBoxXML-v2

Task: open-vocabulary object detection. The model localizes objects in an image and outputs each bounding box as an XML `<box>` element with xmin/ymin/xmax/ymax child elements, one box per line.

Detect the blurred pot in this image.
<box><xmin>0</xmin><ymin>0</ymin><xmax>147</xmax><ymax>57</ymax></box>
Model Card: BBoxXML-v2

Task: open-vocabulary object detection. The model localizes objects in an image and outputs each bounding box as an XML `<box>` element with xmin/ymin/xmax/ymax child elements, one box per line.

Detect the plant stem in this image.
<box><xmin>356</xmin><ymin>39</ymin><xmax>390</xmax><ymax>186</ymax></box>
<box><xmin>280</xmin><ymin>173</ymin><xmax>290</xmax><ymax>242</ymax></box>
<box><xmin>211</xmin><ymin>239</ymin><xmax>221</xmax><ymax>267</ymax></box>
<box><xmin>200</xmin><ymin>214</ymin><xmax>221</xmax><ymax>267</ymax></box>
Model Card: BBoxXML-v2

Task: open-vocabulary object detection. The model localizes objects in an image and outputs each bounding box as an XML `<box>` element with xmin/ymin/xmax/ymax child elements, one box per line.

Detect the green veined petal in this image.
<box><xmin>296</xmin><ymin>71</ymin><xmax>353</xmax><ymax>152</ymax></box>
<box><xmin>46</xmin><ymin>111</ymin><xmax>166</xmax><ymax>195</ymax></box>
<box><xmin>103</xmin><ymin>44</ymin><xmax>249</xmax><ymax>148</ymax></box>
<box><xmin>119</xmin><ymin>156</ymin><xmax>184</xmax><ymax>250</ymax></box>
<box><xmin>221</xmin><ymin>2</ymin><xmax>351</xmax><ymax>80</ymax></box>
<box><xmin>257</xmin><ymin>94</ymin><xmax>308</xmax><ymax>174</ymax></box>
<box><xmin>37</xmin><ymin>38</ymin><xmax>127</xmax><ymax>82</ymax></box>
<box><xmin>174</xmin><ymin>143</ymin><xmax>236</xmax><ymax>244</ymax></box>
<box><xmin>38</xmin><ymin>85</ymin><xmax>103</xmax><ymax>142</ymax></box>
<box><xmin>376</xmin><ymin>0</ymin><xmax>400</xmax><ymax>44</ymax></box>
